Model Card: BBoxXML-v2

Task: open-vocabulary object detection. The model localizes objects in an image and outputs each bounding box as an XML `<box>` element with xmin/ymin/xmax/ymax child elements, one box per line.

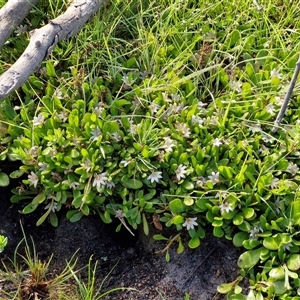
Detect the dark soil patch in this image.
<box><xmin>0</xmin><ymin>162</ymin><xmax>245</xmax><ymax>299</ymax></box>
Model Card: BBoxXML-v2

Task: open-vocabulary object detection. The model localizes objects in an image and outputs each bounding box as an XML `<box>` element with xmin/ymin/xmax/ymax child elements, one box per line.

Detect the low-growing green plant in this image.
<box><xmin>1</xmin><ymin>0</ymin><xmax>300</xmax><ymax>298</ymax></box>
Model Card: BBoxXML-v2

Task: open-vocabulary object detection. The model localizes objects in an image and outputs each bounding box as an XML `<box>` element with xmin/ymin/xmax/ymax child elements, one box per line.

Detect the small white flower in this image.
<box><xmin>248</xmin><ymin>123</ymin><xmax>261</xmax><ymax>134</ymax></box>
<box><xmin>71</xmin><ymin>136</ymin><xmax>81</xmax><ymax>147</ymax></box>
<box><xmin>64</xmin><ymin>165</ymin><xmax>73</xmax><ymax>175</ymax></box>
<box><xmin>93</xmin><ymin>172</ymin><xmax>108</xmax><ymax>189</ymax></box>
<box><xmin>274</xmin><ymin>96</ymin><xmax>284</xmax><ymax>106</ymax></box>
<box><xmin>175</xmin><ymin>122</ymin><xmax>191</xmax><ymax>138</ymax></box>
<box><xmin>44</xmin><ymin>202</ymin><xmax>58</xmax><ymax>212</ymax></box>
<box><xmin>249</xmin><ymin>225</ymin><xmax>263</xmax><ymax>240</ymax></box>
<box><xmin>269</xmin><ymin>178</ymin><xmax>279</xmax><ymax>189</ymax></box>
<box><xmin>49</xmin><ymin>147</ymin><xmax>57</xmax><ymax>158</ymax></box>
<box><xmin>219</xmin><ymin>202</ymin><xmax>233</xmax><ymax>213</ymax></box>
<box><xmin>207</xmin><ymin>115</ymin><xmax>219</xmax><ymax>126</ymax></box>
<box><xmin>120</xmin><ymin>160</ymin><xmax>131</xmax><ymax>167</ymax></box>
<box><xmin>253</xmin><ymin>0</ymin><xmax>263</xmax><ymax>11</ymax></box>
<box><xmin>128</xmin><ymin>121</ymin><xmax>137</xmax><ymax>134</ymax></box>
<box><xmin>241</xmin><ymin>140</ymin><xmax>248</xmax><ymax>147</ymax></box>
<box><xmin>171</xmin><ymin>93</ymin><xmax>181</xmax><ymax>101</ymax></box>
<box><xmin>111</xmin><ymin>132</ymin><xmax>122</xmax><ymax>141</ymax></box>
<box><xmin>161</xmin><ymin>137</ymin><xmax>175</xmax><ymax>152</ymax></box>
<box><xmin>38</xmin><ymin>162</ymin><xmax>48</xmax><ymax>171</ymax></box>
<box><xmin>93</xmin><ymin>102</ymin><xmax>105</xmax><ymax>116</ymax></box>
<box><xmin>115</xmin><ymin>209</ymin><xmax>125</xmax><ymax>218</ymax></box>
<box><xmin>208</xmin><ymin>171</ymin><xmax>220</xmax><ymax>185</ymax></box>
<box><xmin>122</xmin><ymin>74</ymin><xmax>135</xmax><ymax>86</ymax></box>
<box><xmin>28</xmin><ymin>172</ymin><xmax>39</xmax><ymax>188</ymax></box>
<box><xmin>182</xmin><ymin>217</ymin><xmax>198</xmax><ymax>230</ymax></box>
<box><xmin>147</xmin><ymin>171</ymin><xmax>163</xmax><ymax>183</ymax></box>
<box><xmin>162</xmin><ymin>92</ymin><xmax>171</xmax><ymax>103</ymax></box>
<box><xmin>215</xmin><ymin>191</ymin><xmax>227</xmax><ymax>200</ymax></box>
<box><xmin>53</xmin><ymin>89</ymin><xmax>63</xmax><ymax>99</ymax></box>
<box><xmin>175</xmin><ymin>164</ymin><xmax>187</xmax><ymax>181</ymax></box>
<box><xmin>70</xmin><ymin>181</ymin><xmax>80</xmax><ymax>190</ymax></box>
<box><xmin>149</xmin><ymin>102</ymin><xmax>160</xmax><ymax>114</ymax></box>
<box><xmin>274</xmin><ymin>197</ymin><xmax>282</xmax><ymax>214</ymax></box>
<box><xmin>286</xmin><ymin>162</ymin><xmax>299</xmax><ymax>176</ymax></box>
<box><xmin>82</xmin><ymin>159</ymin><xmax>92</xmax><ymax>172</ymax></box>
<box><xmin>57</xmin><ymin>111</ymin><xmax>68</xmax><ymax>122</ymax></box>
<box><xmin>106</xmin><ymin>180</ymin><xmax>115</xmax><ymax>189</ymax></box>
<box><xmin>213</xmin><ymin>138</ymin><xmax>223</xmax><ymax>147</ymax></box>
<box><xmin>191</xmin><ymin>115</ymin><xmax>204</xmax><ymax>126</ymax></box>
<box><xmin>229</xmin><ymin>81</ymin><xmax>242</xmax><ymax>93</ymax></box>
<box><xmin>196</xmin><ymin>176</ymin><xmax>206</xmax><ymax>187</ymax></box>
<box><xmin>33</xmin><ymin>114</ymin><xmax>45</xmax><ymax>126</ymax></box>
<box><xmin>270</xmin><ymin>69</ymin><xmax>282</xmax><ymax>79</ymax></box>
<box><xmin>15</xmin><ymin>24</ymin><xmax>27</xmax><ymax>36</ymax></box>
<box><xmin>266</xmin><ymin>103</ymin><xmax>275</xmax><ymax>115</ymax></box>
<box><xmin>197</xmin><ymin>101</ymin><xmax>207</xmax><ymax>108</ymax></box>
<box><xmin>27</xmin><ymin>146</ymin><xmax>40</xmax><ymax>157</ymax></box>
<box><xmin>282</xmin><ymin>243</ymin><xmax>293</xmax><ymax>251</ymax></box>
<box><xmin>167</xmin><ymin>103</ymin><xmax>185</xmax><ymax>115</ymax></box>
<box><xmin>90</xmin><ymin>127</ymin><xmax>102</xmax><ymax>141</ymax></box>
<box><xmin>261</xmin><ymin>133</ymin><xmax>275</xmax><ymax>144</ymax></box>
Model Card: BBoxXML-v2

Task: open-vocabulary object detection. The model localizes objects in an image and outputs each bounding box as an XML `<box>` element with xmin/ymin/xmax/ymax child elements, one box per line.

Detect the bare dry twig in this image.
<box><xmin>0</xmin><ymin>0</ymin><xmax>106</xmax><ymax>101</ymax></box>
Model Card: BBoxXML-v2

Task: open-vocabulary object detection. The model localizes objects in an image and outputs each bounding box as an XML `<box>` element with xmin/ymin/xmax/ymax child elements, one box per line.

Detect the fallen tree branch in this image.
<box><xmin>0</xmin><ymin>0</ymin><xmax>38</xmax><ymax>49</ymax></box>
<box><xmin>0</xmin><ymin>0</ymin><xmax>105</xmax><ymax>101</ymax></box>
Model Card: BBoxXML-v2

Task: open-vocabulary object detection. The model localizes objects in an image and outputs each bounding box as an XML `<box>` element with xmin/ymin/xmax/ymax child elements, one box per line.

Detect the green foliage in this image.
<box><xmin>69</xmin><ymin>257</ymin><xmax>136</xmax><ymax>299</ymax></box>
<box><xmin>0</xmin><ymin>235</ymin><xmax>8</xmax><ymax>253</ymax></box>
<box><xmin>1</xmin><ymin>0</ymin><xmax>300</xmax><ymax>298</ymax></box>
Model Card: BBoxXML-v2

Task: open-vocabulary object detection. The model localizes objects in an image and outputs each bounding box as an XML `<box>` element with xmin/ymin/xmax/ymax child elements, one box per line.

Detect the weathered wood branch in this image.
<box><xmin>0</xmin><ymin>0</ymin><xmax>38</xmax><ymax>49</ymax></box>
<box><xmin>0</xmin><ymin>0</ymin><xmax>105</xmax><ymax>101</ymax></box>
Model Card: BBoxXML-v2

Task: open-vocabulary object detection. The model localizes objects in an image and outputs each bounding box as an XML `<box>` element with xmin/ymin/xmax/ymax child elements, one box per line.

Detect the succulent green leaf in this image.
<box><xmin>22</xmin><ymin>203</ymin><xmax>38</xmax><ymax>214</ymax></box>
<box><xmin>0</xmin><ymin>172</ymin><xmax>9</xmax><ymax>187</ymax></box>
<box><xmin>46</xmin><ymin>61</ymin><xmax>56</xmax><ymax>77</ymax></box>
<box><xmin>213</xmin><ymin>226</ymin><xmax>224</xmax><ymax>237</ymax></box>
<box><xmin>32</xmin><ymin>192</ymin><xmax>46</xmax><ymax>205</ymax></box>
<box><xmin>217</xmin><ymin>282</ymin><xmax>235</xmax><ymax>294</ymax></box>
<box><xmin>177</xmin><ymin>240</ymin><xmax>184</xmax><ymax>254</ymax></box>
<box><xmin>237</xmin><ymin>247</ymin><xmax>264</xmax><ymax>269</ymax></box>
<box><xmin>142</xmin><ymin>213</ymin><xmax>149</xmax><ymax>235</ymax></box>
<box><xmin>169</xmin><ymin>199</ymin><xmax>185</xmax><ymax>214</ymax></box>
<box><xmin>263</xmin><ymin>235</ymin><xmax>281</xmax><ymax>250</ymax></box>
<box><xmin>173</xmin><ymin>215</ymin><xmax>184</xmax><ymax>225</ymax></box>
<box><xmin>153</xmin><ymin>234</ymin><xmax>169</xmax><ymax>241</ymax></box>
<box><xmin>181</xmin><ymin>181</ymin><xmax>194</xmax><ymax>190</ymax></box>
<box><xmin>233</xmin><ymin>214</ymin><xmax>244</xmax><ymax>225</ymax></box>
<box><xmin>287</xmin><ymin>254</ymin><xmax>300</xmax><ymax>271</ymax></box>
<box><xmin>273</xmin><ymin>280</ymin><xmax>288</xmax><ymax>295</ymax></box>
<box><xmin>269</xmin><ymin>267</ymin><xmax>285</xmax><ymax>280</ymax></box>
<box><xmin>69</xmin><ymin>211</ymin><xmax>83</xmax><ymax>223</ymax></box>
<box><xmin>233</xmin><ymin>232</ymin><xmax>249</xmax><ymax>247</ymax></box>
<box><xmin>188</xmin><ymin>236</ymin><xmax>200</xmax><ymax>249</ymax></box>
<box><xmin>165</xmin><ymin>250</ymin><xmax>170</xmax><ymax>262</ymax></box>
<box><xmin>218</xmin><ymin>166</ymin><xmax>234</xmax><ymax>180</ymax></box>
<box><xmin>9</xmin><ymin>170</ymin><xmax>24</xmax><ymax>179</ymax></box>
<box><xmin>49</xmin><ymin>211</ymin><xmax>58</xmax><ymax>227</ymax></box>
<box><xmin>122</xmin><ymin>179</ymin><xmax>143</xmax><ymax>189</ymax></box>
<box><xmin>183</xmin><ymin>196</ymin><xmax>194</xmax><ymax>206</ymax></box>
<box><xmin>242</xmin><ymin>208</ymin><xmax>255</xmax><ymax>219</ymax></box>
